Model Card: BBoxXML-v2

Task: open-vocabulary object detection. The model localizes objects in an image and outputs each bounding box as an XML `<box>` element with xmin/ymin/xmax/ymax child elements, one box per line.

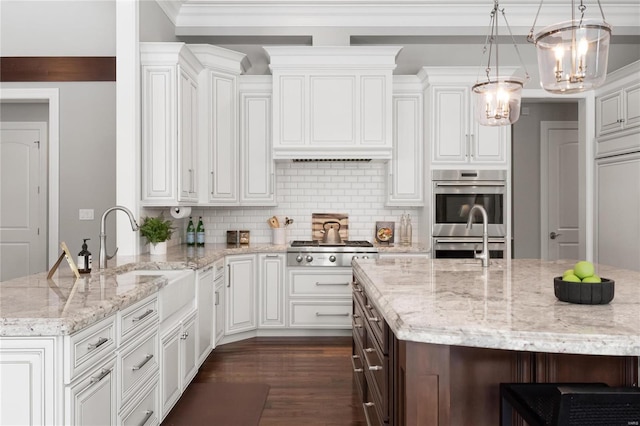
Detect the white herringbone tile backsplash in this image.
<box><xmin>189</xmin><ymin>161</ymin><xmax>421</xmax><ymax>244</ymax></box>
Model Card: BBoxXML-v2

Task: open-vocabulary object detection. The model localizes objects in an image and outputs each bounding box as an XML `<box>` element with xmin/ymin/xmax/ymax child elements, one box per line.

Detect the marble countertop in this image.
<box><xmin>0</xmin><ymin>242</ymin><xmax>427</xmax><ymax>337</ymax></box>
<box><xmin>352</xmin><ymin>258</ymin><xmax>640</xmax><ymax>356</ymax></box>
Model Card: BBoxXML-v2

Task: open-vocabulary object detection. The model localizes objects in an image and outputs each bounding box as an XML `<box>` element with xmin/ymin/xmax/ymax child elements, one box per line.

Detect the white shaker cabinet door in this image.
<box><xmin>258</xmin><ymin>253</ymin><xmax>286</xmax><ymax>328</ymax></box>
<box><xmin>0</xmin><ymin>338</ymin><xmax>57</xmax><ymax>426</ymax></box>
<box><xmin>596</xmin><ymin>153</ymin><xmax>640</xmax><ymax>272</ymax></box>
<box><xmin>225</xmin><ymin>255</ymin><xmax>257</xmax><ymax>335</ymax></box>
<box><xmin>240</xmin><ymin>89</ymin><xmax>275</xmax><ymax>205</ymax></box>
<box><xmin>388</xmin><ymin>93</ymin><xmax>423</xmax><ymax>206</ymax></box>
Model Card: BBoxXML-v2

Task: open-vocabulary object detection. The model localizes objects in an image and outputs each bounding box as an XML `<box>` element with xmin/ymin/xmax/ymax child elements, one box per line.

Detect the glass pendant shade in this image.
<box><xmin>534</xmin><ymin>19</ymin><xmax>611</xmax><ymax>94</ymax></box>
<box><xmin>472</xmin><ymin>77</ymin><xmax>524</xmax><ymax>126</ymax></box>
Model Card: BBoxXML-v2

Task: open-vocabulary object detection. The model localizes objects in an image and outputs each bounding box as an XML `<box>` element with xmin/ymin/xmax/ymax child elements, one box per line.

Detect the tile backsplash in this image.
<box><xmin>173</xmin><ymin>161</ymin><xmax>422</xmax><ymax>245</ymax></box>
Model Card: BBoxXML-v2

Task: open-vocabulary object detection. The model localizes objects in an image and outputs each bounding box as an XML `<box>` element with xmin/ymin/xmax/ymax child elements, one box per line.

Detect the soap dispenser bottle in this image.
<box><xmin>77</xmin><ymin>239</ymin><xmax>92</xmax><ymax>274</ymax></box>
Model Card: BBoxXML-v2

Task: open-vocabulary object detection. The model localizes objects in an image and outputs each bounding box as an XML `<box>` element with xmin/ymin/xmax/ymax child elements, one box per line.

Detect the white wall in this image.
<box><xmin>0</xmin><ymin>0</ymin><xmax>115</xmax><ymax>55</ymax></box>
<box><xmin>512</xmin><ymin>101</ymin><xmax>578</xmax><ymax>259</ymax></box>
<box><xmin>1</xmin><ymin>1</ymin><xmax>117</xmax><ymax>258</ymax></box>
<box><xmin>185</xmin><ymin>162</ymin><xmax>421</xmax><ymax>245</ymax></box>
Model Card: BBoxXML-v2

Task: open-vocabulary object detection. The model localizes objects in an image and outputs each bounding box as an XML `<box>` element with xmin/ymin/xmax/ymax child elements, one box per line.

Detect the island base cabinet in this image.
<box><xmin>65</xmin><ymin>356</ymin><xmax>117</xmax><ymax>426</ymax></box>
<box><xmin>394</xmin><ymin>340</ymin><xmax>638</xmax><ymax>426</ymax></box>
<box><xmin>396</xmin><ymin>341</ymin><xmax>527</xmax><ymax>426</ymax></box>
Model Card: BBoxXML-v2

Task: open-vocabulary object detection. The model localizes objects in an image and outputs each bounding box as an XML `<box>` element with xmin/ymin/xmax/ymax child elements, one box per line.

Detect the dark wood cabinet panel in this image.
<box><xmin>535</xmin><ymin>352</ymin><xmax>637</xmax><ymax>386</ymax></box>
<box><xmin>1</xmin><ymin>57</ymin><xmax>116</xmax><ymax>81</ymax></box>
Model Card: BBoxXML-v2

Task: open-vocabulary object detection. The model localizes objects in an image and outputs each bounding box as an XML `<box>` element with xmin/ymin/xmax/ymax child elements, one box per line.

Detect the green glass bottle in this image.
<box><xmin>186</xmin><ymin>217</ymin><xmax>195</xmax><ymax>246</ymax></box>
<box><xmin>196</xmin><ymin>216</ymin><xmax>205</xmax><ymax>246</ymax></box>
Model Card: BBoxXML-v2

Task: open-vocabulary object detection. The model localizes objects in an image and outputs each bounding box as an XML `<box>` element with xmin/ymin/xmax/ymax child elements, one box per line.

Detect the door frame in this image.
<box><xmin>0</xmin><ymin>88</ymin><xmax>59</xmax><ymax>268</ymax></box>
<box><xmin>540</xmin><ymin>120</ymin><xmax>580</xmax><ymax>260</ymax></box>
<box><xmin>522</xmin><ymin>88</ymin><xmax>595</xmax><ymax>262</ymax></box>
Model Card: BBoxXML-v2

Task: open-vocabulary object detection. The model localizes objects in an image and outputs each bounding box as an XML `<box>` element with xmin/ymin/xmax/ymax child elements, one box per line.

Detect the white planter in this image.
<box><xmin>150</xmin><ymin>241</ymin><xmax>167</xmax><ymax>256</ymax></box>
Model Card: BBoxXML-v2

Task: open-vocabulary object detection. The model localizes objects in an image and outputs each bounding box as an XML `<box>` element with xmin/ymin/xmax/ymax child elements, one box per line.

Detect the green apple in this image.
<box><xmin>562</xmin><ymin>269</ymin><xmax>575</xmax><ymax>279</ymax></box>
<box><xmin>582</xmin><ymin>275</ymin><xmax>602</xmax><ymax>283</ymax></box>
<box><xmin>573</xmin><ymin>261</ymin><xmax>595</xmax><ymax>279</ymax></box>
<box><xmin>563</xmin><ymin>274</ymin><xmax>581</xmax><ymax>283</ymax></box>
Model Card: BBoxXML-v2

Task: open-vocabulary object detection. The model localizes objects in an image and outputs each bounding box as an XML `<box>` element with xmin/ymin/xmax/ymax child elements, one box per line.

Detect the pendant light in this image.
<box><xmin>472</xmin><ymin>0</ymin><xmax>530</xmax><ymax>127</ymax></box>
<box><xmin>528</xmin><ymin>0</ymin><xmax>611</xmax><ymax>94</ymax></box>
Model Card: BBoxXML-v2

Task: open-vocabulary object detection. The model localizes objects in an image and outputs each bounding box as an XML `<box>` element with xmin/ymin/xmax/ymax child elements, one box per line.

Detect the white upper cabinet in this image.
<box><xmin>387</xmin><ymin>75</ymin><xmax>425</xmax><ymax>206</ymax></box>
<box><xmin>265</xmin><ymin>46</ymin><xmax>401</xmax><ymax>160</ymax></box>
<box><xmin>424</xmin><ymin>67</ymin><xmax>510</xmax><ymax>168</ymax></box>
<box><xmin>595</xmin><ymin>62</ymin><xmax>640</xmax><ymax>158</ymax></box>
<box><xmin>239</xmin><ymin>76</ymin><xmax>276</xmax><ymax>205</ymax></box>
<box><xmin>192</xmin><ymin>45</ymin><xmax>275</xmax><ymax>206</ymax></box>
<box><xmin>141</xmin><ymin>43</ymin><xmax>203</xmax><ymax>206</ymax></box>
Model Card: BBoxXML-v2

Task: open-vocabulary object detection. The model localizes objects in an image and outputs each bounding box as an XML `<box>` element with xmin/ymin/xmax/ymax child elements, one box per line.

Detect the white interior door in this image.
<box><xmin>542</xmin><ymin>121</ymin><xmax>579</xmax><ymax>261</ymax></box>
<box><xmin>0</xmin><ymin>122</ymin><xmax>47</xmax><ymax>281</ymax></box>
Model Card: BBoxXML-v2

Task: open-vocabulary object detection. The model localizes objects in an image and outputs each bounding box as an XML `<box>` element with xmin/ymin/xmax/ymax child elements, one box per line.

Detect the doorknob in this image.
<box><xmin>550</xmin><ymin>231</ymin><xmax>562</xmax><ymax>240</ymax></box>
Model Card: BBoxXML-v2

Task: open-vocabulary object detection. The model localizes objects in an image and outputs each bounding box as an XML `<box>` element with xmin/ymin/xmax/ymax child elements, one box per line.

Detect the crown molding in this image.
<box><xmin>169</xmin><ymin>1</ymin><xmax>640</xmax><ymax>37</ymax></box>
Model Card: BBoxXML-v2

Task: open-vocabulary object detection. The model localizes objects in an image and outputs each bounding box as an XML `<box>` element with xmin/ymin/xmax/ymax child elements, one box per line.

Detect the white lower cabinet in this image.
<box><xmin>287</xmin><ymin>267</ymin><xmax>353</xmax><ymax>328</ymax></box>
<box><xmin>225</xmin><ymin>254</ymin><xmax>257</xmax><ymax>335</ymax></box>
<box><xmin>160</xmin><ymin>310</ymin><xmax>197</xmax><ymax>420</ymax></box>
<box><xmin>65</xmin><ymin>356</ymin><xmax>117</xmax><ymax>426</ymax></box>
<box><xmin>196</xmin><ymin>264</ymin><xmax>215</xmax><ymax>365</ymax></box>
<box><xmin>214</xmin><ymin>265</ymin><xmax>226</xmax><ymax>344</ymax></box>
<box><xmin>258</xmin><ymin>253</ymin><xmax>286</xmax><ymax>328</ymax></box>
<box><xmin>0</xmin><ymin>337</ymin><xmax>57</xmax><ymax>425</ymax></box>
<box><xmin>119</xmin><ymin>374</ymin><xmax>159</xmax><ymax>426</ymax></box>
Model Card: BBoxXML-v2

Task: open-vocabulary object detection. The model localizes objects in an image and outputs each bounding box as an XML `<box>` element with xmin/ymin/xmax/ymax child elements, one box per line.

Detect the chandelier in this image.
<box><xmin>528</xmin><ymin>0</ymin><xmax>611</xmax><ymax>94</ymax></box>
<box><xmin>472</xmin><ymin>0</ymin><xmax>529</xmax><ymax>126</ymax></box>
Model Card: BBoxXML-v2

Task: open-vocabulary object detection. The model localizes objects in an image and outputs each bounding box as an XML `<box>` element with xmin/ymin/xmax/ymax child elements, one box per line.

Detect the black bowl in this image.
<box><xmin>554</xmin><ymin>277</ymin><xmax>615</xmax><ymax>305</ymax></box>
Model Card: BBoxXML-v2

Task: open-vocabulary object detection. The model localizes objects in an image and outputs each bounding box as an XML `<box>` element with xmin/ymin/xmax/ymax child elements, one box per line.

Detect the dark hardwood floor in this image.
<box><xmin>191</xmin><ymin>336</ymin><xmax>366</xmax><ymax>425</ymax></box>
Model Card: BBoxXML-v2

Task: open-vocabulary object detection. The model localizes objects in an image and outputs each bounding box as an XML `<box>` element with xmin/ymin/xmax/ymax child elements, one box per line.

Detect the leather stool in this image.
<box><xmin>500</xmin><ymin>382</ymin><xmax>640</xmax><ymax>426</ymax></box>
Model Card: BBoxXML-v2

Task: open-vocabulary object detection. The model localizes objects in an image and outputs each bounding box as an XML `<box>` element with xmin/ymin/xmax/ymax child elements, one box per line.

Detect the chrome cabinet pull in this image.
<box><xmin>315</xmin><ymin>312</ymin><xmax>349</xmax><ymax>317</ymax></box>
<box><xmin>90</xmin><ymin>368</ymin><xmax>111</xmax><ymax>384</ymax></box>
<box><xmin>227</xmin><ymin>264</ymin><xmax>231</xmax><ymax>287</ymax></box>
<box><xmin>363</xmin><ymin>348</ymin><xmax>383</xmax><ymax>371</ymax></box>
<box><xmin>315</xmin><ymin>281</ymin><xmax>349</xmax><ymax>286</ymax></box>
<box><xmin>367</xmin><ymin>316</ymin><xmax>380</xmax><ymax>322</ymax></box>
<box><xmin>132</xmin><ymin>309</ymin><xmax>154</xmax><ymax>322</ymax></box>
<box><xmin>138</xmin><ymin>410</ymin><xmax>153</xmax><ymax>426</ymax></box>
<box><xmin>132</xmin><ymin>354</ymin><xmax>153</xmax><ymax>371</ymax></box>
<box><xmin>215</xmin><ymin>291</ymin><xmax>219</xmax><ymax>306</ymax></box>
<box><xmin>266</xmin><ymin>254</ymin><xmax>279</xmax><ymax>258</ymax></box>
<box><xmin>351</xmin><ymin>354</ymin><xmax>363</xmax><ymax>373</ymax></box>
<box><xmin>87</xmin><ymin>337</ymin><xmax>108</xmax><ymax>350</ymax></box>
<box><xmin>181</xmin><ymin>331</ymin><xmax>189</xmax><ymax>340</ymax></box>
<box><xmin>202</xmin><ymin>266</ymin><xmax>213</xmax><ymax>273</ymax></box>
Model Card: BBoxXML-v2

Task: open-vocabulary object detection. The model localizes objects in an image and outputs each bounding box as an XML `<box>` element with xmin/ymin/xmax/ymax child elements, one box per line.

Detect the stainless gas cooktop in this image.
<box><xmin>287</xmin><ymin>240</ymin><xmax>378</xmax><ymax>267</ymax></box>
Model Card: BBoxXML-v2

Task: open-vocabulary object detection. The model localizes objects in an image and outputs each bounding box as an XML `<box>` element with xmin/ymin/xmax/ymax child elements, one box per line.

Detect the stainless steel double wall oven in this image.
<box><xmin>432</xmin><ymin>170</ymin><xmax>507</xmax><ymax>258</ymax></box>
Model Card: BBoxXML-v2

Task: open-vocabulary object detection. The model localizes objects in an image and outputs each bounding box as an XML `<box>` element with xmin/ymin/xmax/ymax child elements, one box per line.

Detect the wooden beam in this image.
<box><xmin>0</xmin><ymin>57</ymin><xmax>116</xmax><ymax>82</ymax></box>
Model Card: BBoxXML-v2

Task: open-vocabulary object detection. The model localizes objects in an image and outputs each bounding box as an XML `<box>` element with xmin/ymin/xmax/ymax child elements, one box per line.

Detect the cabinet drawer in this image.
<box><xmin>352</xmin><ymin>338</ymin><xmax>365</xmax><ymax>401</ymax></box>
<box><xmin>352</xmin><ymin>279</ymin><xmax>366</xmax><ymax>309</ymax></box>
<box><xmin>119</xmin><ymin>329</ymin><xmax>159</xmax><ymax>405</ymax></box>
<box><xmin>363</xmin><ymin>399</ymin><xmax>383</xmax><ymax>426</ymax></box>
<box><xmin>65</xmin><ymin>315</ymin><xmax>117</xmax><ymax>383</ymax></box>
<box><xmin>214</xmin><ymin>260</ymin><xmax>225</xmax><ymax>280</ymax></box>
<box><xmin>289</xmin><ymin>300</ymin><xmax>352</xmax><ymax>328</ymax></box>
<box><xmin>65</xmin><ymin>356</ymin><xmax>117</xmax><ymax>426</ymax></box>
<box><xmin>363</xmin><ymin>300</ymin><xmax>389</xmax><ymax>355</ymax></box>
<box><xmin>289</xmin><ymin>271</ymin><xmax>352</xmax><ymax>297</ymax></box>
<box><xmin>119</xmin><ymin>294</ymin><xmax>158</xmax><ymax>344</ymax></box>
<box><xmin>120</xmin><ymin>374</ymin><xmax>159</xmax><ymax>426</ymax></box>
<box><xmin>352</xmin><ymin>299</ymin><xmax>366</xmax><ymax>345</ymax></box>
<box><xmin>363</xmin><ymin>327</ymin><xmax>389</xmax><ymax>422</ymax></box>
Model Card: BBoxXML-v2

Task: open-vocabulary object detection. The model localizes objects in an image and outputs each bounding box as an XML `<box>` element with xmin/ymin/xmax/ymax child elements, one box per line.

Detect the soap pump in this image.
<box><xmin>77</xmin><ymin>238</ymin><xmax>92</xmax><ymax>274</ymax></box>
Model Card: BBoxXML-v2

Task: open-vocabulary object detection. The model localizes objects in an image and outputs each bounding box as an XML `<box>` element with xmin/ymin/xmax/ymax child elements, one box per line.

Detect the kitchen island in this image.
<box><xmin>351</xmin><ymin>257</ymin><xmax>640</xmax><ymax>426</ymax></box>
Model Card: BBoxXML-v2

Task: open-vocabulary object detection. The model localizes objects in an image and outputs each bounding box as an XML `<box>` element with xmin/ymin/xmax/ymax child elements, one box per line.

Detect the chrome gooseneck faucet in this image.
<box><xmin>466</xmin><ymin>204</ymin><xmax>490</xmax><ymax>268</ymax></box>
<box><xmin>99</xmin><ymin>206</ymin><xmax>140</xmax><ymax>270</ymax></box>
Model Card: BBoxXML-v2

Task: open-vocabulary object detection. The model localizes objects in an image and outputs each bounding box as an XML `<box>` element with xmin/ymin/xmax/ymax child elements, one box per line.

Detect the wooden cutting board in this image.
<box><xmin>312</xmin><ymin>213</ymin><xmax>349</xmax><ymax>241</ymax></box>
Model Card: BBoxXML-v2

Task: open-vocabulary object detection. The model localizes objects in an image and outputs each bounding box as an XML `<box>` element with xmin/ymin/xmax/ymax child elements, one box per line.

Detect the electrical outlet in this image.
<box><xmin>79</xmin><ymin>209</ymin><xmax>94</xmax><ymax>220</ymax></box>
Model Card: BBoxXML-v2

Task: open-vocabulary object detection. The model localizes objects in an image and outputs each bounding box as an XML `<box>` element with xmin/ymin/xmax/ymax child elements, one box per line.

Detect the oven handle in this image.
<box><xmin>433</xmin><ymin>238</ymin><xmax>506</xmax><ymax>244</ymax></box>
<box><xmin>434</xmin><ymin>181</ymin><xmax>505</xmax><ymax>187</ymax></box>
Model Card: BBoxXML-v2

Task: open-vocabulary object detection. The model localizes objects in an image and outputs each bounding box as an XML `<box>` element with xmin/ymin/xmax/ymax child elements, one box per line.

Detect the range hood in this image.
<box><xmin>265</xmin><ymin>46</ymin><xmax>402</xmax><ymax>162</ymax></box>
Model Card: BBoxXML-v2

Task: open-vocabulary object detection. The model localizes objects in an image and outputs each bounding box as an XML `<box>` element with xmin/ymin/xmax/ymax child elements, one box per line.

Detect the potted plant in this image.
<box><xmin>139</xmin><ymin>213</ymin><xmax>175</xmax><ymax>255</ymax></box>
